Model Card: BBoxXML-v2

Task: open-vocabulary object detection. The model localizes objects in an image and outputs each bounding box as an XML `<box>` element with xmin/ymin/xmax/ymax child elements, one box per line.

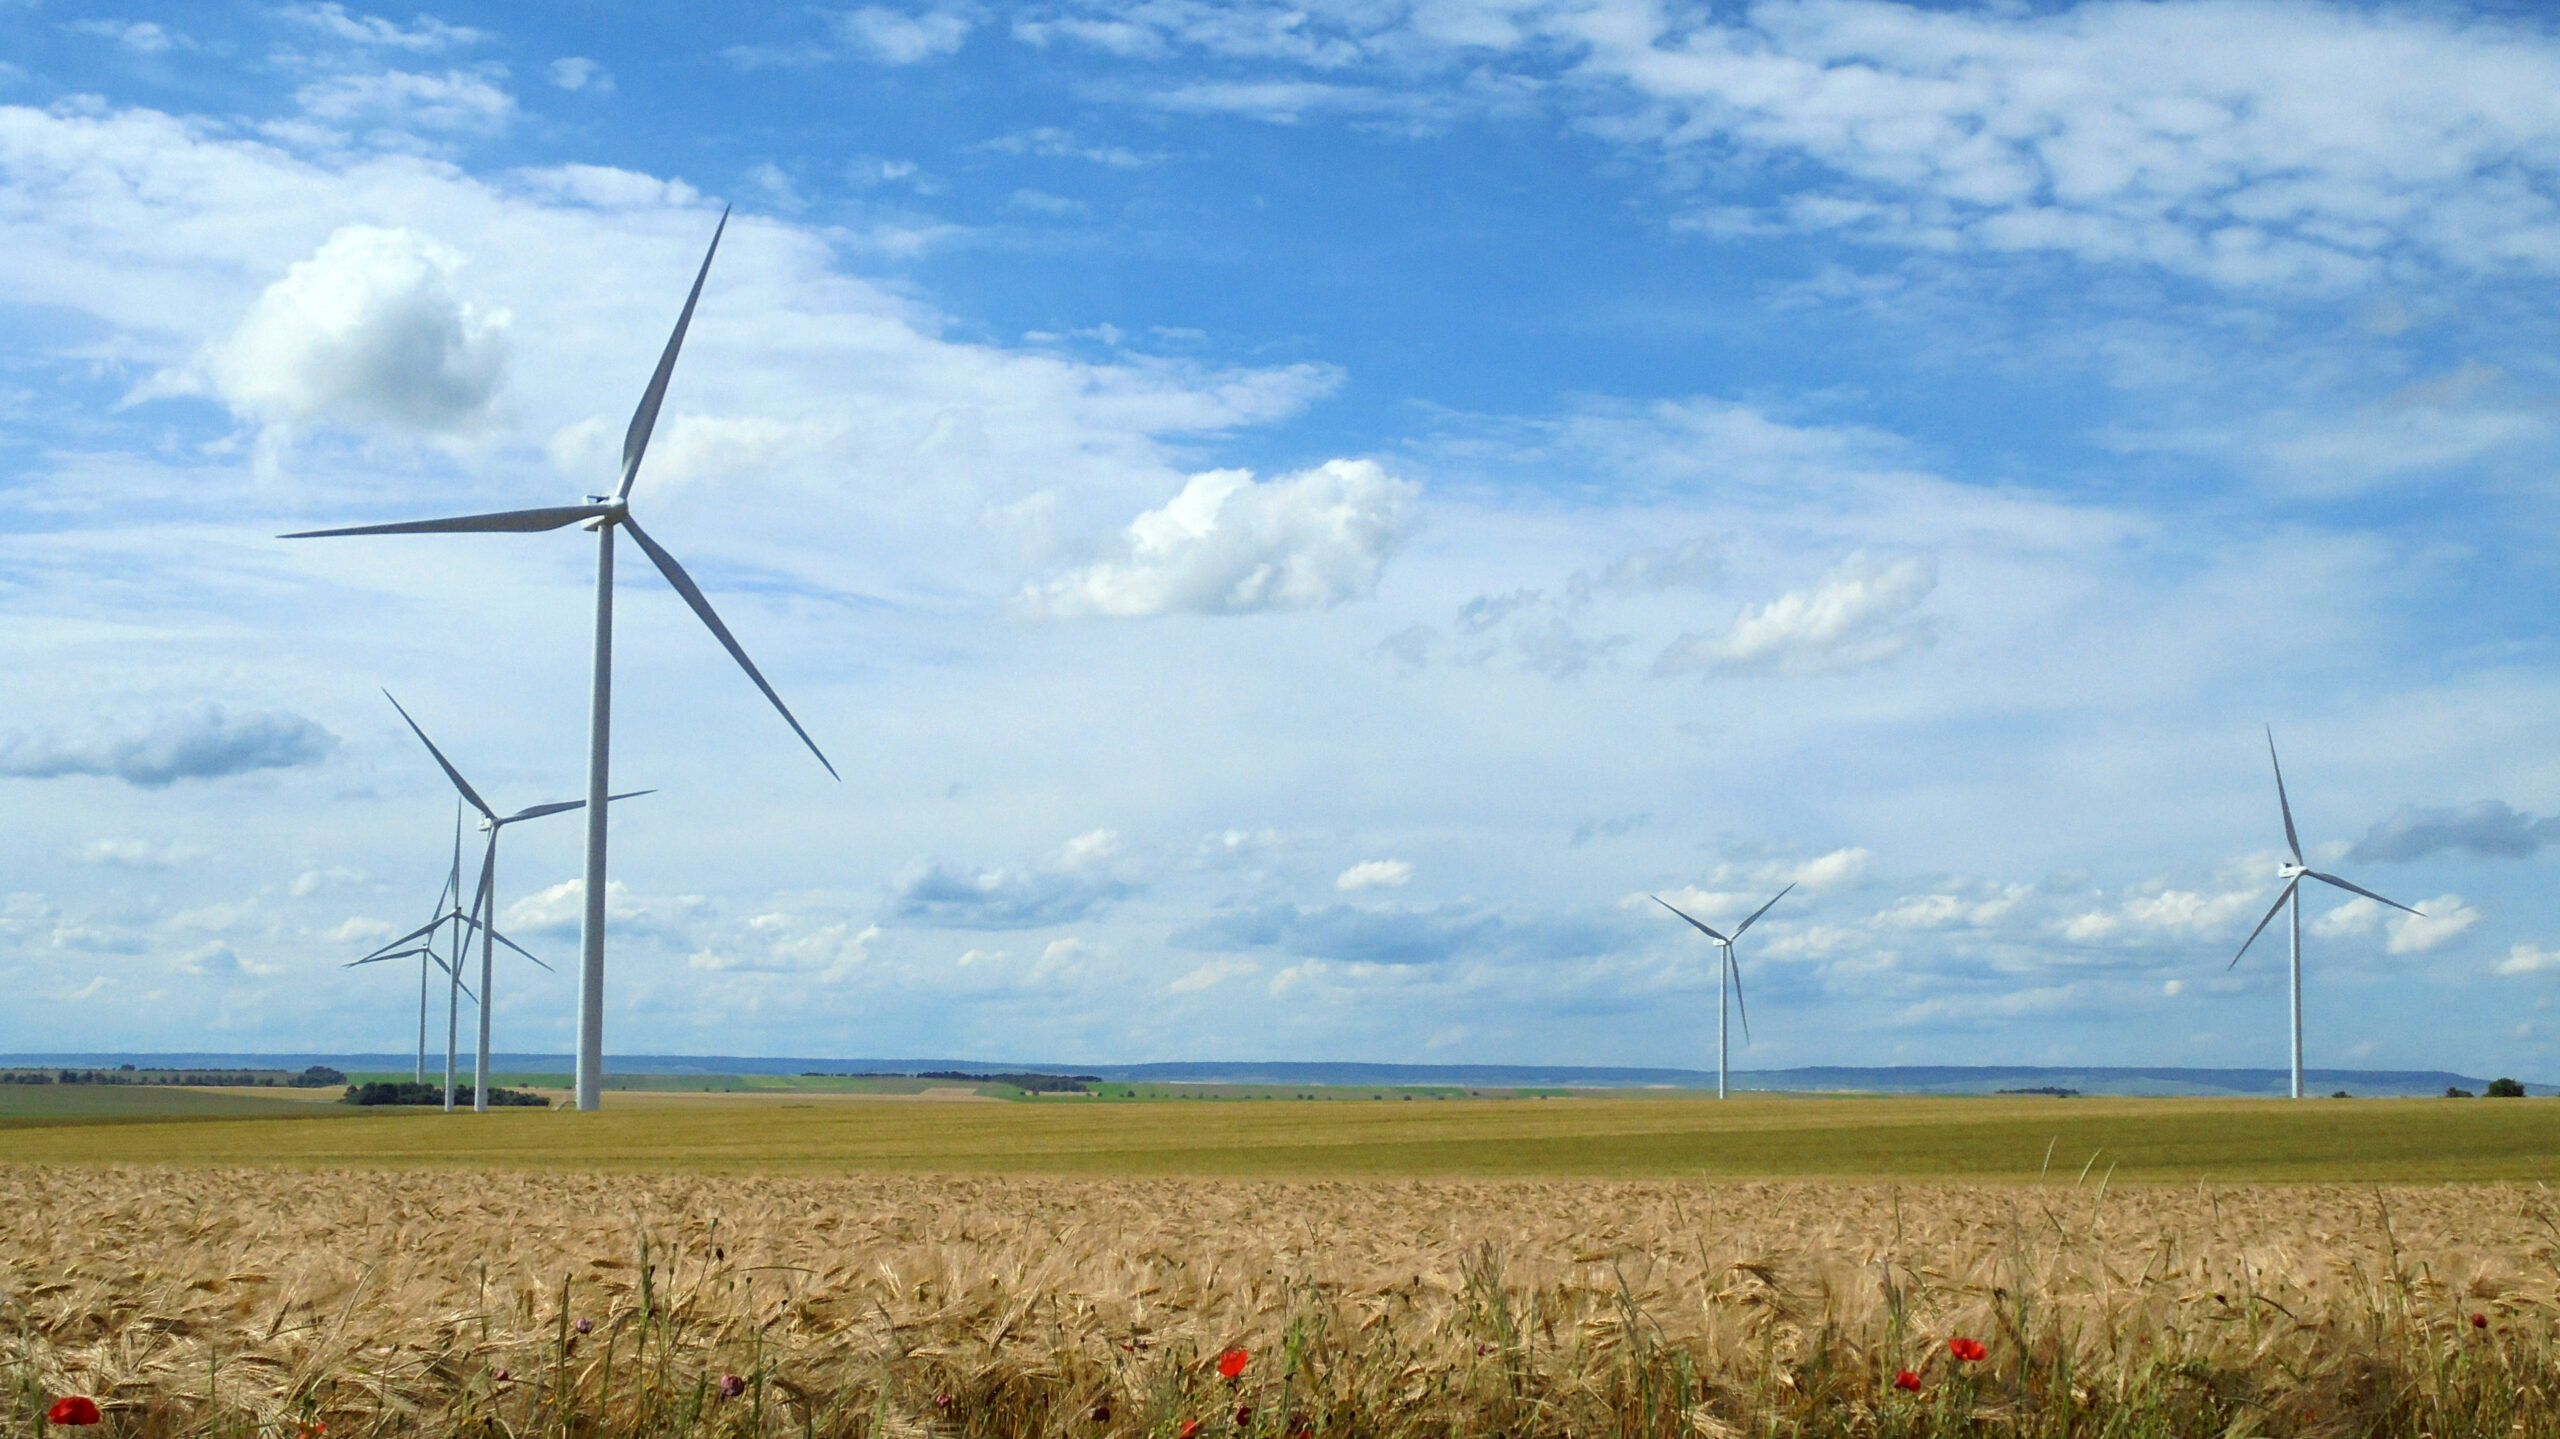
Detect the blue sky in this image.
<box><xmin>3</xmin><ymin>0</ymin><xmax>2557</xmax><ymax>1076</ymax></box>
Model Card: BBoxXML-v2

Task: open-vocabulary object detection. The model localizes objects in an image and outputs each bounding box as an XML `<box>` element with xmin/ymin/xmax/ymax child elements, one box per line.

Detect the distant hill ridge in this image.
<box><xmin>0</xmin><ymin>1055</ymin><xmax>2539</xmax><ymax>1097</ymax></box>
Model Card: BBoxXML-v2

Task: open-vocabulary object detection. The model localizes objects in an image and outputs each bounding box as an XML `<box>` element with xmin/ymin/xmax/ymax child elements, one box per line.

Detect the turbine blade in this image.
<box><xmin>1652</xmin><ymin>895</ymin><xmax>1730</xmax><ymax>944</ymax></box>
<box><xmin>1727</xmin><ymin>946</ymin><xmax>1751</xmax><ymax>1045</ymax></box>
<box><xmin>2266</xmin><ymin>725</ymin><xmax>2303</xmax><ymax>864</ymax></box>
<box><xmin>500</xmin><ymin>799</ymin><xmax>587</xmax><ymax>825</ymax></box>
<box><xmin>2305</xmin><ymin>871</ymin><xmax>2424</xmax><ymax>917</ymax></box>
<box><xmin>282</xmin><ymin>504</ymin><xmax>613</xmax><ymax>539</ymax></box>
<box><xmin>360</xmin><ymin>914</ymin><xmax>446</xmax><ymax>961</ymax></box>
<box><xmin>607</xmin><ymin>788</ymin><xmax>656</xmax><ymax>802</ymax></box>
<box><xmin>488</xmin><ymin>927</ymin><xmax>555</xmax><ymax>973</ymax></box>
<box><xmin>1730</xmin><ymin>882</ymin><xmax>1796</xmax><ymax>939</ymax></box>
<box><xmin>618</xmin><ymin>206</ymin><xmax>729</xmax><ymax>500</ymax></box>
<box><xmin>2228</xmin><ymin>879</ymin><xmax>2299</xmax><ymax>969</ymax></box>
<box><xmin>622</xmin><ymin>516</ymin><xmax>838</xmax><ymax>779</ymax></box>
<box><xmin>382</xmin><ymin>690</ymin><xmax>495</xmax><ymax>821</ymax></box>
<box><xmin>345</xmin><ymin>948</ymin><xmax>428</xmax><ymax>968</ymax></box>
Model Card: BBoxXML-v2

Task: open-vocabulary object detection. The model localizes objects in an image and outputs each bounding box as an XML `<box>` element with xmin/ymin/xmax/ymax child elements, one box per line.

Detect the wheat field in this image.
<box><xmin>7</xmin><ymin>1165</ymin><xmax>2558</xmax><ymax>1437</ymax></box>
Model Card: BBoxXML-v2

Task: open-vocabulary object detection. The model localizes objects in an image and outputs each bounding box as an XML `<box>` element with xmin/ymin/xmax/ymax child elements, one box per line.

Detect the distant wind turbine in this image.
<box><xmin>284</xmin><ymin>208</ymin><xmax>836</xmax><ymax>1110</ymax></box>
<box><xmin>1653</xmin><ymin>884</ymin><xmax>1793</xmax><ymax>1099</ymax></box>
<box><xmin>2228</xmin><ymin>726</ymin><xmax>2422</xmax><ymax>1100</ymax></box>
<box><xmin>345</xmin><ymin>809</ymin><xmax>483</xmax><ymax>1110</ymax></box>
<box><xmin>381</xmin><ymin>690</ymin><xmax>647</xmax><ymax>1113</ymax></box>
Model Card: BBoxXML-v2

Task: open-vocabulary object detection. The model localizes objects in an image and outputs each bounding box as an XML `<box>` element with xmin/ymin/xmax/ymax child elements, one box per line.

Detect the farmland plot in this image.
<box><xmin>6</xmin><ymin>1167</ymin><xmax>2558</xmax><ymax>1436</ymax></box>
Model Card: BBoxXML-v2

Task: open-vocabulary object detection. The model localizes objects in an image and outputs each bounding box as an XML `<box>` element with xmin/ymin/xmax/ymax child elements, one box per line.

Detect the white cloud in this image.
<box><xmin>1655</xmin><ymin>552</ymin><xmax>1935</xmax><ymax>678</ymax></box>
<box><xmin>1168</xmin><ymin>955</ymin><xmax>1260</xmax><ymax>993</ymax></box>
<box><xmin>2497</xmin><ymin>944</ymin><xmax>2560</xmax><ymax>976</ymax></box>
<box><xmin>0</xmin><ymin>705</ymin><xmax>337</xmax><ymax>788</ymax></box>
<box><xmin>1790</xmin><ymin>847</ymin><xmax>1871</xmax><ymax>893</ymax></box>
<box><xmin>296</xmin><ymin>69</ymin><xmax>516</xmax><ymax>135</ymax></box>
<box><xmin>2388</xmin><ymin>895</ymin><xmax>2479</xmax><ymax>955</ymax></box>
<box><xmin>835</xmin><ymin>5</ymin><xmax>975</xmax><ymax>64</ymax></box>
<box><xmin>1025</xmin><ymin>460</ymin><xmax>1420</xmax><ymax>618</ymax></box>
<box><xmin>1335</xmin><ymin>859</ymin><xmax>1413</xmax><ymax>892</ymax></box>
<box><xmin>66</xmin><ymin>19</ymin><xmax>183</xmax><ymax>54</ymax></box>
<box><xmin>547</xmin><ymin>57</ymin><xmax>612</xmax><ymax>93</ymax></box>
<box><xmin>68</xmin><ymin>838</ymin><xmax>204</xmax><ymax>868</ymax></box>
<box><xmin>280</xmin><ymin>4</ymin><xmax>486</xmax><ymax>51</ymax></box>
<box><xmin>203</xmin><ymin>224</ymin><xmax>508</xmax><ymax>437</ymax></box>
<box><xmin>288</xmin><ymin>866</ymin><xmax>369</xmax><ymax>897</ymax></box>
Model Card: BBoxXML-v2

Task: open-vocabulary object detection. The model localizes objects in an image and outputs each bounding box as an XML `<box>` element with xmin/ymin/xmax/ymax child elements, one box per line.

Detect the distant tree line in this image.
<box><xmin>2</xmin><ymin>1065</ymin><xmax>344</xmax><ymax>1087</ymax></box>
<box><xmin>341</xmin><ymin>1081</ymin><xmax>548</xmax><ymax>1107</ymax></box>
<box><xmin>797</xmin><ymin>1069</ymin><xmax>1103</xmax><ymax>1093</ymax></box>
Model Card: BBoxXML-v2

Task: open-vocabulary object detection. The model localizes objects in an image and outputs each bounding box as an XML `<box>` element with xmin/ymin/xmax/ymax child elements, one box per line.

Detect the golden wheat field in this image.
<box><xmin>7</xmin><ymin>1164</ymin><xmax>2560</xmax><ymax>1438</ymax></box>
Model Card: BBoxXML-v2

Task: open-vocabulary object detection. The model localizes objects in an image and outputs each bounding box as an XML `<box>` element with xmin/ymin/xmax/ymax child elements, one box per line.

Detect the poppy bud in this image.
<box><xmin>2472</xmin><ymin>1313</ymin><xmax>2490</xmax><ymax>1329</ymax></box>
<box><xmin>717</xmin><ymin>1374</ymin><xmax>746</xmax><ymax>1399</ymax></box>
<box><xmin>1089</xmin><ymin>1404</ymin><xmax>1111</xmax><ymax>1423</ymax></box>
<box><xmin>575</xmin><ymin>1318</ymin><xmax>593</xmax><ymax>1335</ymax></box>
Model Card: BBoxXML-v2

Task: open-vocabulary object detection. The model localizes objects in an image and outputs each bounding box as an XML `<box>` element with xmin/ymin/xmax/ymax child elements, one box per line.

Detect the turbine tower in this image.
<box><xmin>2228</xmin><ymin>726</ymin><xmax>2422</xmax><ymax>1100</ymax></box>
<box><xmin>1653</xmin><ymin>884</ymin><xmax>1792</xmax><ymax>1098</ymax></box>
<box><xmin>381</xmin><ymin>690</ymin><xmax>645</xmax><ymax>1112</ymax></box>
<box><xmin>284</xmin><ymin>209</ymin><xmax>836</xmax><ymax>1110</ymax></box>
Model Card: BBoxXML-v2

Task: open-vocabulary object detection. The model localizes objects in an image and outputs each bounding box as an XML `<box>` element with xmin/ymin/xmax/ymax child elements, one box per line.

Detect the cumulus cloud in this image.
<box><xmin>835</xmin><ymin>5</ymin><xmax>975</xmax><ymax>64</ymax></box>
<box><xmin>547</xmin><ymin>56</ymin><xmax>612</xmax><ymax>92</ymax></box>
<box><xmin>297</xmin><ymin>69</ymin><xmax>516</xmax><ymax>134</ymax></box>
<box><xmin>206</xmin><ymin>225</ymin><xmax>509</xmax><ymax>435</ymax></box>
<box><xmin>0</xmin><ymin>705</ymin><xmax>337</xmax><ymax>788</ymax></box>
<box><xmin>2388</xmin><ymin>895</ymin><xmax>2479</xmax><ymax>955</ymax></box>
<box><xmin>280</xmin><ymin>3</ymin><xmax>485</xmax><ymax>51</ymax></box>
<box><xmin>67</xmin><ymin>19</ymin><xmax>184</xmax><ymax>54</ymax></box>
<box><xmin>1168</xmin><ymin>956</ymin><xmax>1260</xmax><ymax>993</ymax></box>
<box><xmin>176</xmin><ymin>941</ymin><xmax>279</xmax><ymax>978</ymax></box>
<box><xmin>67</xmin><ymin>838</ymin><xmax>204</xmax><ymax>868</ymax></box>
<box><xmin>1655</xmin><ymin>553</ymin><xmax>1935</xmax><ymax>678</ymax></box>
<box><xmin>1024</xmin><ymin>459</ymin><xmax>1420</xmax><ymax>618</ymax></box>
<box><xmin>690</xmin><ymin>915</ymin><xmax>879</xmax><ymax>977</ymax></box>
<box><xmin>1175</xmin><ymin>902</ymin><xmax>1496</xmax><ymax>967</ymax></box>
<box><xmin>2498</xmin><ymin>944</ymin><xmax>2560</xmax><ymax>976</ymax></box>
<box><xmin>2314</xmin><ymin>892</ymin><xmax>2477</xmax><ymax>953</ymax></box>
<box><xmin>288</xmin><ymin>866</ymin><xmax>369</xmax><ymax>897</ymax></box>
<box><xmin>887</xmin><ymin>832</ymin><xmax>1135</xmax><ymax>930</ymax></box>
<box><xmin>1335</xmin><ymin>859</ymin><xmax>1414</xmax><ymax>891</ymax></box>
<box><xmin>2350</xmin><ymin>800</ymin><xmax>2560</xmax><ymax>862</ymax></box>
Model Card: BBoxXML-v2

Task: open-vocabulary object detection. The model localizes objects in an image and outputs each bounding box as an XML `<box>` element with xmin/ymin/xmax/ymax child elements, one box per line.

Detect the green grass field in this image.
<box><xmin>3</xmin><ymin>1086</ymin><xmax>2556</xmax><ymax>1179</ymax></box>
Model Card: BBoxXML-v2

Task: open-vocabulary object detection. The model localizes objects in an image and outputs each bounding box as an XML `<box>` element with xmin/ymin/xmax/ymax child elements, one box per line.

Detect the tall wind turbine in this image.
<box><xmin>1653</xmin><ymin>884</ymin><xmax>1793</xmax><ymax>1099</ymax></box>
<box><xmin>284</xmin><ymin>209</ymin><xmax>836</xmax><ymax>1110</ymax></box>
<box><xmin>2229</xmin><ymin>727</ymin><xmax>2422</xmax><ymax>1100</ymax></box>
<box><xmin>382</xmin><ymin>690</ymin><xmax>645</xmax><ymax>1113</ymax></box>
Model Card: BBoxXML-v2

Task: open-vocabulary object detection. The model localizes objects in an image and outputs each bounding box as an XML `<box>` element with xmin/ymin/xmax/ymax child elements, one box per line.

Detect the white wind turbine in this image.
<box><xmin>285</xmin><ymin>209</ymin><xmax>836</xmax><ymax>1110</ymax></box>
<box><xmin>1653</xmin><ymin>884</ymin><xmax>1793</xmax><ymax>1099</ymax></box>
<box><xmin>2228</xmin><ymin>726</ymin><xmax>2423</xmax><ymax>1100</ymax></box>
<box><xmin>345</xmin><ymin>810</ymin><xmax>488</xmax><ymax>1111</ymax></box>
<box><xmin>381</xmin><ymin>690</ymin><xmax>648</xmax><ymax>1113</ymax></box>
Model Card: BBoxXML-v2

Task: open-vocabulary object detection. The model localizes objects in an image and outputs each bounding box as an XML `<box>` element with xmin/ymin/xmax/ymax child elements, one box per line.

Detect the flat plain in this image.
<box><xmin>5</xmin><ymin>1089</ymin><xmax>2558</xmax><ymax>1181</ymax></box>
<box><xmin>9</xmin><ymin>1090</ymin><xmax>2560</xmax><ymax>1437</ymax></box>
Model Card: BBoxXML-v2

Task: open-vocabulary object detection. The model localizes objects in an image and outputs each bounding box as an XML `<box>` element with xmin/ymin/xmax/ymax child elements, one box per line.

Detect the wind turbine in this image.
<box><xmin>2228</xmin><ymin>726</ymin><xmax>2423</xmax><ymax>1100</ymax></box>
<box><xmin>1653</xmin><ymin>884</ymin><xmax>1793</xmax><ymax>1099</ymax></box>
<box><xmin>283</xmin><ymin>208</ymin><xmax>836</xmax><ymax>1110</ymax></box>
<box><xmin>344</xmin><ymin>801</ymin><xmax>471</xmax><ymax>1096</ymax></box>
<box><xmin>381</xmin><ymin>690</ymin><xmax>647</xmax><ymax>1113</ymax></box>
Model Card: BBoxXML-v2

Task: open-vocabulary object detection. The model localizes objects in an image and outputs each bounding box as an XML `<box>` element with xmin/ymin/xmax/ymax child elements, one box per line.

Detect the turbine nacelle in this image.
<box><xmin>2278</xmin><ymin>861</ymin><xmax>2307</xmax><ymax>880</ymax></box>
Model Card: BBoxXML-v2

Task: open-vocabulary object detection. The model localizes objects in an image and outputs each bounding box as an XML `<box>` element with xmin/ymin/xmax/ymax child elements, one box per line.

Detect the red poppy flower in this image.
<box><xmin>1089</xmin><ymin>1403</ymin><xmax>1111</xmax><ymax>1422</ymax></box>
<box><xmin>47</xmin><ymin>1397</ymin><xmax>102</xmax><ymax>1426</ymax></box>
<box><xmin>1232</xmin><ymin>1405</ymin><xmax>1254</xmax><ymax>1425</ymax></box>
<box><xmin>1216</xmin><ymin>1348</ymin><xmax>1250</xmax><ymax>1380</ymax></box>
<box><xmin>1948</xmin><ymin>1338</ymin><xmax>1987</xmax><ymax>1363</ymax></box>
<box><xmin>1178</xmin><ymin>1422</ymin><xmax>1202</xmax><ymax>1439</ymax></box>
<box><xmin>1892</xmin><ymin>1370</ymin><xmax>1922</xmax><ymax>1393</ymax></box>
<box><xmin>2472</xmin><ymin>1313</ymin><xmax>2490</xmax><ymax>1329</ymax></box>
